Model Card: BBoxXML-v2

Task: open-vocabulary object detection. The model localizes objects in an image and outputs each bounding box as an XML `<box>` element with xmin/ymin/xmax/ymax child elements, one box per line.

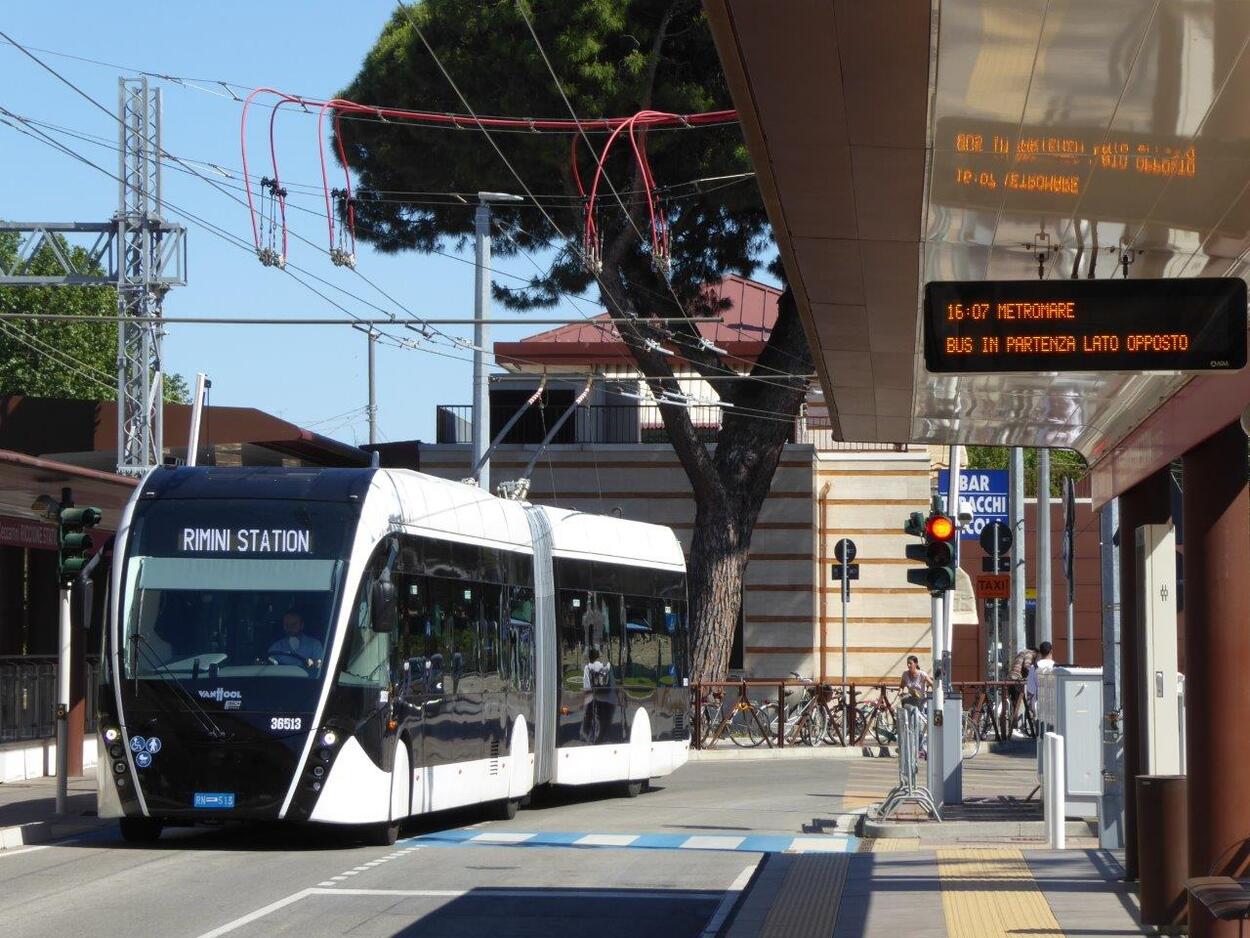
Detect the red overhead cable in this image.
<box><xmin>240</xmin><ymin>87</ymin><xmax>736</xmax><ymax>268</ymax></box>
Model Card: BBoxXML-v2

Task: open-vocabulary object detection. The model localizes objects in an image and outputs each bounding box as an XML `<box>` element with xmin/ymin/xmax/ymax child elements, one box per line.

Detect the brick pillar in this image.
<box><xmin>1183</xmin><ymin>423</ymin><xmax>1250</xmax><ymax>937</ymax></box>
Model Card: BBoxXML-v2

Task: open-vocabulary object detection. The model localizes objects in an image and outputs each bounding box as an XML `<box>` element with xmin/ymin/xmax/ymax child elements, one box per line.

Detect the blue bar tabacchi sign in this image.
<box><xmin>937</xmin><ymin>469</ymin><xmax>1009</xmax><ymax>540</ymax></box>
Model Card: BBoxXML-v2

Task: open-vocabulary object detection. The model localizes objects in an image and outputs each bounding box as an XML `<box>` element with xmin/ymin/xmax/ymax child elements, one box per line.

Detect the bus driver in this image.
<box><xmin>268</xmin><ymin>610</ymin><xmax>324</xmax><ymax>669</ymax></box>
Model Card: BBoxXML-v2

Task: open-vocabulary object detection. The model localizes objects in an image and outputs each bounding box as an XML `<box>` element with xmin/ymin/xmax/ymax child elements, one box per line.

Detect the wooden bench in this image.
<box><xmin>1187</xmin><ymin>877</ymin><xmax>1250</xmax><ymax>920</ymax></box>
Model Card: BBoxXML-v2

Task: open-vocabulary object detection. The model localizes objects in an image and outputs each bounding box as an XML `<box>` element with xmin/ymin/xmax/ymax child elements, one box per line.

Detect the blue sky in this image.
<box><xmin>0</xmin><ymin>3</ymin><xmax>645</xmax><ymax>445</ymax></box>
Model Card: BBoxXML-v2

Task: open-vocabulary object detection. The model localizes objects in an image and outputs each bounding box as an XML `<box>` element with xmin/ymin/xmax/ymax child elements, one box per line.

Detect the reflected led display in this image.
<box><xmin>923</xmin><ymin>278</ymin><xmax>1247</xmax><ymax>374</ymax></box>
<box><xmin>930</xmin><ymin>118</ymin><xmax>1250</xmax><ymax>233</ymax></box>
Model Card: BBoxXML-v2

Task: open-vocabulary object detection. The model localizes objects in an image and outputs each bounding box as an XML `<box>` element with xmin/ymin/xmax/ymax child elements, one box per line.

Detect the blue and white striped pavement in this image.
<box><xmin>400</xmin><ymin>829</ymin><xmax>858</xmax><ymax>853</ymax></box>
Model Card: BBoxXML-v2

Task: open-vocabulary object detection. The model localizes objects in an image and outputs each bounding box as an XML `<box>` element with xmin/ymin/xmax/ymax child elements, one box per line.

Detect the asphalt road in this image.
<box><xmin>0</xmin><ymin>756</ymin><xmax>866</xmax><ymax>938</ymax></box>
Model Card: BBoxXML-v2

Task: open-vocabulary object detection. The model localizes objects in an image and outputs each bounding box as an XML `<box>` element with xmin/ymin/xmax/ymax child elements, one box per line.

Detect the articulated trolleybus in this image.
<box><xmin>97</xmin><ymin>466</ymin><xmax>691</xmax><ymax>843</ymax></box>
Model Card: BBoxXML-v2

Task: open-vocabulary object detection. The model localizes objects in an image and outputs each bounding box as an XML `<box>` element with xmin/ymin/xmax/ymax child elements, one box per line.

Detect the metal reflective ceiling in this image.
<box><xmin>706</xmin><ymin>0</ymin><xmax>1250</xmax><ymax>464</ymax></box>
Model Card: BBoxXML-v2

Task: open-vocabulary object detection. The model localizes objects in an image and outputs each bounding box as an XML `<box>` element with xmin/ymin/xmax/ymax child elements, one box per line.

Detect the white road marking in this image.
<box><xmin>470</xmin><ymin>831</ymin><xmax>535</xmax><ymax>844</ymax></box>
<box><xmin>574</xmin><ymin>833</ymin><xmax>638</xmax><ymax>847</ymax></box>
<box><xmin>194</xmin><ymin>888</ymin><xmax>315</xmax><ymax>938</ymax></box>
<box><xmin>787</xmin><ymin>837</ymin><xmax>854</xmax><ymax>853</ymax></box>
<box><xmin>680</xmin><ymin>836</ymin><xmax>745</xmax><ymax>851</ymax></box>
<box><xmin>699</xmin><ymin>863</ymin><xmax>758</xmax><ymax>938</ymax></box>
<box><xmin>316</xmin><ymin>881</ymin><xmax>338</xmax><ymax>888</ymax></box>
<box><xmin>0</xmin><ymin>845</ymin><xmax>50</xmax><ymax>858</ymax></box>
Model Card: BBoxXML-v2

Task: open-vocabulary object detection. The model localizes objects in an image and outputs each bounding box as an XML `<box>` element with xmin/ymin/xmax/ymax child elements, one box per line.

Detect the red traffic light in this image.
<box><xmin>926</xmin><ymin>514</ymin><xmax>956</xmax><ymax>541</ymax></box>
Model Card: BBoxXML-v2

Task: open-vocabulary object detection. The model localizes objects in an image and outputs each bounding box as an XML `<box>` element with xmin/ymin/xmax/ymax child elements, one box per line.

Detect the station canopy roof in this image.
<box><xmin>704</xmin><ymin>0</ymin><xmax>1250</xmax><ymax>498</ymax></box>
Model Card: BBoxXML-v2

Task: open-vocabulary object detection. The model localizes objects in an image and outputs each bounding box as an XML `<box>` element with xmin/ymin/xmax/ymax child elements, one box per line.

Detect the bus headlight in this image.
<box><xmin>113</xmin><ymin>761</ymin><xmax>127</xmax><ymax>775</ymax></box>
<box><xmin>104</xmin><ymin>727</ymin><xmax>120</xmax><ymax>743</ymax></box>
<box><xmin>109</xmin><ymin>744</ymin><xmax>124</xmax><ymax>759</ymax></box>
<box><xmin>321</xmin><ymin>730</ymin><xmax>338</xmax><ymax>747</ymax></box>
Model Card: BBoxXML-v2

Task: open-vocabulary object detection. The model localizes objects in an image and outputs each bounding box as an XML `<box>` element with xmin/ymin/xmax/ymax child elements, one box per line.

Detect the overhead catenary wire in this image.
<box><xmin>1</xmin><ymin>38</ymin><xmax>815</xmax><ymax>429</ymax></box>
<box><xmin>512</xmin><ymin>3</ymin><xmax>813</xmax><ymax>384</ymax></box>
<box><xmin>2</xmin><ymin>41</ymin><xmax>791</xmax><ymax>383</ymax></box>
<box><xmin>3</xmin><ymin>100</ymin><xmax>811</xmax><ymax>426</ymax></box>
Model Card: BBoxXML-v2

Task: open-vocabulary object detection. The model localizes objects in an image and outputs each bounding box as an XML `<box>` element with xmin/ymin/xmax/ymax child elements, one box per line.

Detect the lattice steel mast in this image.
<box><xmin>0</xmin><ymin>76</ymin><xmax>186</xmax><ymax>477</ymax></box>
<box><xmin>116</xmin><ymin>77</ymin><xmax>167</xmax><ymax>476</ymax></box>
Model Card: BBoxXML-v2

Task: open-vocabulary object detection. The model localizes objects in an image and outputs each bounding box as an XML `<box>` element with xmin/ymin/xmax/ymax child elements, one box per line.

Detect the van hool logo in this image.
<box><xmin>197</xmin><ymin>688</ymin><xmax>242</xmax><ymax>702</ymax></box>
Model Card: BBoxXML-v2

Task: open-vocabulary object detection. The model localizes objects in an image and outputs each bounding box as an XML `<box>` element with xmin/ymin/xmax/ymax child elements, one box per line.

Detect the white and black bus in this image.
<box><xmin>97</xmin><ymin>466</ymin><xmax>691</xmax><ymax>843</ymax></box>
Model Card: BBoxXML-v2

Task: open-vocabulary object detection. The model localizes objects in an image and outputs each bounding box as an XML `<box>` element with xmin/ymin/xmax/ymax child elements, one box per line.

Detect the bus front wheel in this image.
<box><xmin>119</xmin><ymin>817</ymin><xmax>164</xmax><ymax>843</ymax></box>
<box><xmin>365</xmin><ymin>820</ymin><xmax>400</xmax><ymax>846</ymax></box>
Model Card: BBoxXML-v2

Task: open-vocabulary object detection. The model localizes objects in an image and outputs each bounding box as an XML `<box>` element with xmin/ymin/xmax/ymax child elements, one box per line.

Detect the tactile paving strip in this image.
<box><xmin>755</xmin><ymin>854</ymin><xmax>850</xmax><ymax>938</ymax></box>
<box><xmin>937</xmin><ymin>847</ymin><xmax>1064</xmax><ymax>937</ymax></box>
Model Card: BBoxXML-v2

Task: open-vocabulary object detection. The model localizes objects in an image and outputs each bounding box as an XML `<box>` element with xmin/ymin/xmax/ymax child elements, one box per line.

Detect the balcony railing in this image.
<box><xmin>435</xmin><ymin>404</ymin><xmax>909</xmax><ymax>452</ymax></box>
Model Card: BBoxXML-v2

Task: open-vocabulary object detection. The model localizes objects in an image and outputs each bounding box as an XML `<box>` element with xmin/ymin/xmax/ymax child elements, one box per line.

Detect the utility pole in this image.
<box><xmin>1037</xmin><ymin>448</ymin><xmax>1052</xmax><ymax>645</ymax></box>
<box><xmin>367</xmin><ymin>329</ymin><xmax>377</xmax><ymax>446</ymax></box>
<box><xmin>473</xmin><ymin>192</ymin><xmax>522</xmax><ymax>492</ymax></box>
<box><xmin>1010</xmin><ymin>447</ymin><xmax>1027</xmax><ymax>656</ymax></box>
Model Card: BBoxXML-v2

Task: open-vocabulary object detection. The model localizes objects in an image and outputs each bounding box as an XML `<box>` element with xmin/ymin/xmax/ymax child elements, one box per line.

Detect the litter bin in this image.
<box><xmin>1136</xmin><ymin>775</ymin><xmax>1188</xmax><ymax>928</ymax></box>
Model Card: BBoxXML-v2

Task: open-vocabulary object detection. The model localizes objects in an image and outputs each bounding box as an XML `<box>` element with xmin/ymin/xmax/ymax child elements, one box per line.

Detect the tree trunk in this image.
<box><xmin>686</xmin><ymin>496</ymin><xmax>751</xmax><ymax>682</ymax></box>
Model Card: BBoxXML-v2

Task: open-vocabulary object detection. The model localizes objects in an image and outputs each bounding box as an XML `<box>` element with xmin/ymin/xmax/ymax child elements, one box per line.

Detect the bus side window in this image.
<box><xmin>506</xmin><ymin>586</ymin><xmax>534</xmax><ymax>691</ymax></box>
<box><xmin>397</xmin><ymin>571</ymin><xmax>427</xmax><ymax>693</ymax></box>
<box><xmin>624</xmin><ymin>596</ymin><xmax>659</xmax><ymax>692</ymax></box>
<box><xmin>598</xmin><ymin>591</ymin><xmax>625</xmax><ymax>683</ymax></box>
<box><xmin>337</xmin><ymin>545</ymin><xmax>393</xmax><ymax>689</ymax></box>
<box><xmin>478</xmin><ymin>584</ymin><xmax>501</xmax><ymax>681</ymax></box>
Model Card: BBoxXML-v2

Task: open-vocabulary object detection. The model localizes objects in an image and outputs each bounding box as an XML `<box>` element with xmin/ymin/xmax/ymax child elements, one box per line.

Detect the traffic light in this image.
<box><xmin>59</xmin><ymin>506</ymin><xmax>102</xmax><ymax>586</ymax></box>
<box><xmin>905</xmin><ymin>511</ymin><xmax>958</xmax><ymax>594</ymax></box>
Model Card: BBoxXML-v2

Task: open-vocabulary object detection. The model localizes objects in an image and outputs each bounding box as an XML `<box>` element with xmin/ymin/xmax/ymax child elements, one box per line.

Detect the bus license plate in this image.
<box><xmin>193</xmin><ymin>792</ymin><xmax>236</xmax><ymax>809</ymax></box>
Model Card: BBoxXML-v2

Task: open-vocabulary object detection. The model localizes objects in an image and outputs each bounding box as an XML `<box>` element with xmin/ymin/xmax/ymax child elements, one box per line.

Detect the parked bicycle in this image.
<box><xmin>759</xmin><ymin>673</ymin><xmax>856</xmax><ymax>746</ymax></box>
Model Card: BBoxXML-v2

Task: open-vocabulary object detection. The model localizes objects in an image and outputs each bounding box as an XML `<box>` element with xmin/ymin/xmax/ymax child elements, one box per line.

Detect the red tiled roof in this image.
<box><xmin>495</xmin><ymin>274</ymin><xmax>782</xmax><ymax>368</ymax></box>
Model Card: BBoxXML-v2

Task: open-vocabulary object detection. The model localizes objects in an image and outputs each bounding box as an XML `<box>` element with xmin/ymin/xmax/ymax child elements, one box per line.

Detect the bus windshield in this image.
<box><xmin>117</xmin><ymin>498</ymin><xmax>358</xmax><ymax>711</ymax></box>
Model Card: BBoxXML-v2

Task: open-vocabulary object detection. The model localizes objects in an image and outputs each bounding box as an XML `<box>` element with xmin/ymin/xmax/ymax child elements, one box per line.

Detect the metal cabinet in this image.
<box><xmin>1038</xmin><ymin>666</ymin><xmax>1102</xmax><ymax>818</ymax></box>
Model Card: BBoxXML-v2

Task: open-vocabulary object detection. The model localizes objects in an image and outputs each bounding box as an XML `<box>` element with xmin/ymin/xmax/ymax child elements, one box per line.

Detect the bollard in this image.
<box><xmin>1045</xmin><ymin>732</ymin><xmax>1066</xmax><ymax>849</ymax></box>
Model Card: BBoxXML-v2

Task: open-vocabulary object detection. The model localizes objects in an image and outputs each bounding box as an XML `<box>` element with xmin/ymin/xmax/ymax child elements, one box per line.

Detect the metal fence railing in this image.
<box><xmin>689</xmin><ymin>679</ymin><xmax>1028</xmax><ymax>751</ymax></box>
<box><xmin>0</xmin><ymin>655</ymin><xmax>104</xmax><ymax>741</ymax></box>
<box><xmin>0</xmin><ymin>655</ymin><xmax>56</xmax><ymax>742</ymax></box>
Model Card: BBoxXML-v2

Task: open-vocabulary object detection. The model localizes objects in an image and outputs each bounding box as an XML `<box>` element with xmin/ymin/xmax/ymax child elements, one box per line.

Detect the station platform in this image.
<box><xmin>723</xmin><ymin>846</ymin><xmax>1147</xmax><ymax>937</ymax></box>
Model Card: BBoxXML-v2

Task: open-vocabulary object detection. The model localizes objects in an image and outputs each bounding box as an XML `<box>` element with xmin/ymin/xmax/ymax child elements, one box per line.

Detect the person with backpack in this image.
<box><xmin>581</xmin><ymin>646</ymin><xmax>614</xmax><ymax>742</ymax></box>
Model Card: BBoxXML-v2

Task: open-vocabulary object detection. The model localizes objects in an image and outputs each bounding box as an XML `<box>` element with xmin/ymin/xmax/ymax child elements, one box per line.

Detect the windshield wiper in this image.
<box><xmin>130</xmin><ymin>633</ymin><xmax>229</xmax><ymax>740</ymax></box>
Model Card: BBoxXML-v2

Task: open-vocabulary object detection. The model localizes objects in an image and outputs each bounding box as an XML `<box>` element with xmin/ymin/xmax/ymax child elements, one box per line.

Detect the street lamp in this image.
<box><xmin>473</xmin><ymin>191</ymin><xmax>523</xmax><ymax>493</ymax></box>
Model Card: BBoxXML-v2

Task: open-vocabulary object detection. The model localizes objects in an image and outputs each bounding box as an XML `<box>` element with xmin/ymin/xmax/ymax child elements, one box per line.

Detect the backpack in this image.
<box><xmin>589</xmin><ymin>662</ymin><xmax>611</xmax><ymax>689</ymax></box>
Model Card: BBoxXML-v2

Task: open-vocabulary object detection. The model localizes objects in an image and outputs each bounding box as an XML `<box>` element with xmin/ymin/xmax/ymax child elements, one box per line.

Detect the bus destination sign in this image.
<box><xmin>923</xmin><ymin>278</ymin><xmax>1247</xmax><ymax>374</ymax></box>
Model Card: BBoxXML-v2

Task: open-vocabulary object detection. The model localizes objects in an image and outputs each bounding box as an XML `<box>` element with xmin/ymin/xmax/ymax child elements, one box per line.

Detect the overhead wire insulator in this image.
<box><xmin>330</xmin><ymin>188</ymin><xmax>357</xmax><ymax>268</ymax></box>
<box><xmin>698</xmin><ymin>336</ymin><xmax>727</xmax><ymax>356</ymax></box>
<box><xmin>257</xmin><ymin>176</ymin><xmax>287</xmax><ymax>269</ymax></box>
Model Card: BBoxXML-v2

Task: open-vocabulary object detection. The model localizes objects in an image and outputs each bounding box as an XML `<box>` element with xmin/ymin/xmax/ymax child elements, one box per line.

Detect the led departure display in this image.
<box><xmin>923</xmin><ymin>278</ymin><xmax>1247</xmax><ymax>374</ymax></box>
